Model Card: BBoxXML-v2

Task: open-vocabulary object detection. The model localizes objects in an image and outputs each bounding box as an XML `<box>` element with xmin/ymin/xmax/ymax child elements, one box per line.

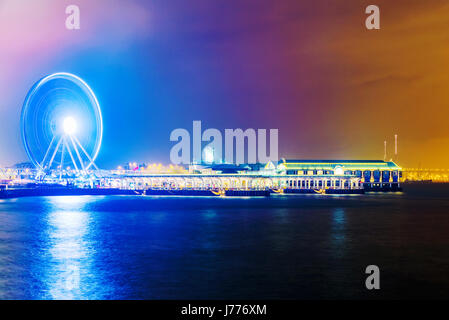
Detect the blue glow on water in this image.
<box><xmin>0</xmin><ymin>184</ymin><xmax>448</xmax><ymax>299</ymax></box>
<box><xmin>43</xmin><ymin>197</ymin><xmax>89</xmax><ymax>299</ymax></box>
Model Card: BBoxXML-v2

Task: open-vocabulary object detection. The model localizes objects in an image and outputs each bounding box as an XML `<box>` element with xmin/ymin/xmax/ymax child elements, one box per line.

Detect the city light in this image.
<box><xmin>203</xmin><ymin>146</ymin><xmax>214</xmax><ymax>163</ymax></box>
<box><xmin>334</xmin><ymin>167</ymin><xmax>344</xmax><ymax>175</ymax></box>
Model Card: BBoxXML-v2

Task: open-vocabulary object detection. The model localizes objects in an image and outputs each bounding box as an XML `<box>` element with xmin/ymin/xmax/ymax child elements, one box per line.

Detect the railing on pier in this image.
<box><xmin>98</xmin><ymin>173</ymin><xmax>363</xmax><ymax>192</ymax></box>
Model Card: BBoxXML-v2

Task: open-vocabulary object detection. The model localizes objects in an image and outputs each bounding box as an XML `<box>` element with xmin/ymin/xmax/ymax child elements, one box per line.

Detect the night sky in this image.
<box><xmin>1</xmin><ymin>0</ymin><xmax>449</xmax><ymax>168</ymax></box>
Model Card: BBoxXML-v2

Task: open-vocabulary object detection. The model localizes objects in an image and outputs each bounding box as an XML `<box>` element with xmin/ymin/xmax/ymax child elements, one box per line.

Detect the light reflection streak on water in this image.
<box><xmin>331</xmin><ymin>208</ymin><xmax>346</xmax><ymax>258</ymax></box>
<box><xmin>43</xmin><ymin>196</ymin><xmax>96</xmax><ymax>299</ymax></box>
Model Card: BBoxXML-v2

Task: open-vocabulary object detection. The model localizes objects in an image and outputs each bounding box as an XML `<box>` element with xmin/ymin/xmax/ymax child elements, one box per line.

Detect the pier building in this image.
<box><xmin>277</xmin><ymin>159</ymin><xmax>401</xmax><ymax>191</ymax></box>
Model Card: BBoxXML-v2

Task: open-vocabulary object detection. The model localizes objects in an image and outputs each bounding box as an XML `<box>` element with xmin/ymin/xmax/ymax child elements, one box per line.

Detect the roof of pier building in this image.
<box><xmin>278</xmin><ymin>159</ymin><xmax>401</xmax><ymax>171</ymax></box>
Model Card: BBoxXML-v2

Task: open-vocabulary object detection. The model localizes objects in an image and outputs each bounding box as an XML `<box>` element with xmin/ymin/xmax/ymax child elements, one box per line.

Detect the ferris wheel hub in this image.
<box><xmin>63</xmin><ymin>116</ymin><xmax>77</xmax><ymax>135</ymax></box>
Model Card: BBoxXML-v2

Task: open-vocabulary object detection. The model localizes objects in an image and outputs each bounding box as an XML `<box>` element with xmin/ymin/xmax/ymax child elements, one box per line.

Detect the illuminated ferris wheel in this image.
<box><xmin>21</xmin><ymin>73</ymin><xmax>102</xmax><ymax>173</ymax></box>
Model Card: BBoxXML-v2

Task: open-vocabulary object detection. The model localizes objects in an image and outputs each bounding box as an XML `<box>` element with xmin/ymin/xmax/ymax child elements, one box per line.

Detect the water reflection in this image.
<box><xmin>1</xmin><ymin>186</ymin><xmax>446</xmax><ymax>299</ymax></box>
<box><xmin>41</xmin><ymin>196</ymin><xmax>106</xmax><ymax>299</ymax></box>
<box><xmin>0</xmin><ymin>207</ymin><xmax>25</xmax><ymax>299</ymax></box>
<box><xmin>331</xmin><ymin>208</ymin><xmax>346</xmax><ymax>258</ymax></box>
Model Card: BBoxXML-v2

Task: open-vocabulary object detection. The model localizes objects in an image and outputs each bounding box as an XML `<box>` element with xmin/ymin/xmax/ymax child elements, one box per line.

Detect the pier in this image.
<box><xmin>0</xmin><ymin>171</ymin><xmax>364</xmax><ymax>199</ymax></box>
<box><xmin>0</xmin><ymin>159</ymin><xmax>404</xmax><ymax>199</ymax></box>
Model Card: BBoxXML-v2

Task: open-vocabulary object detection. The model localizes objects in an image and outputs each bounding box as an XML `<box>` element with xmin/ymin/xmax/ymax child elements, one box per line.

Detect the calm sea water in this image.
<box><xmin>0</xmin><ymin>183</ymin><xmax>448</xmax><ymax>300</ymax></box>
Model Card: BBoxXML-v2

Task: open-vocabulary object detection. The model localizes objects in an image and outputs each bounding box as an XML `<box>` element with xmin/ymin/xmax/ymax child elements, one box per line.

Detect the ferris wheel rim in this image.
<box><xmin>21</xmin><ymin>72</ymin><xmax>103</xmax><ymax>170</ymax></box>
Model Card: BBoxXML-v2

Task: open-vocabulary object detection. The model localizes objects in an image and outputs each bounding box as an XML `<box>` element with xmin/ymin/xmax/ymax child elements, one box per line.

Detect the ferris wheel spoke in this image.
<box><xmin>48</xmin><ymin>136</ymin><xmax>63</xmax><ymax>169</ymax></box>
<box><xmin>39</xmin><ymin>134</ymin><xmax>56</xmax><ymax>168</ymax></box>
<box><xmin>59</xmin><ymin>139</ymin><xmax>65</xmax><ymax>179</ymax></box>
<box><xmin>74</xmin><ymin>136</ymin><xmax>99</xmax><ymax>170</ymax></box>
<box><xmin>64</xmin><ymin>137</ymin><xmax>79</xmax><ymax>172</ymax></box>
<box><xmin>69</xmin><ymin>135</ymin><xmax>86</xmax><ymax>172</ymax></box>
